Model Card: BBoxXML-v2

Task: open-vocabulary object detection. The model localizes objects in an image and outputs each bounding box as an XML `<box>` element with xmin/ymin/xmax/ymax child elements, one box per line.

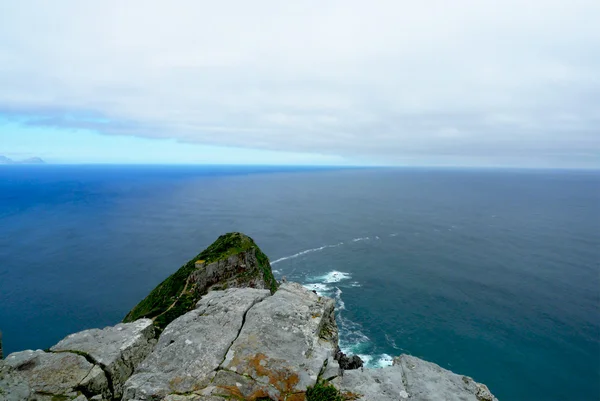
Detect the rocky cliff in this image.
<box><xmin>0</xmin><ymin>233</ymin><xmax>497</xmax><ymax>401</ymax></box>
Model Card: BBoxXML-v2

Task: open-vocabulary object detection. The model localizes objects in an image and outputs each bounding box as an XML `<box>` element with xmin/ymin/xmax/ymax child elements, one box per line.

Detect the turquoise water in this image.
<box><xmin>0</xmin><ymin>165</ymin><xmax>598</xmax><ymax>400</ymax></box>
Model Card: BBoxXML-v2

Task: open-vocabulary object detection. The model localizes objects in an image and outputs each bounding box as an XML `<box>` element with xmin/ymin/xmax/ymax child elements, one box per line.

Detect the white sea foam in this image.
<box><xmin>318</xmin><ymin>271</ymin><xmax>351</xmax><ymax>283</ymax></box>
<box><xmin>357</xmin><ymin>354</ymin><xmax>373</xmax><ymax>366</ymax></box>
<box><xmin>375</xmin><ymin>354</ymin><xmax>394</xmax><ymax>367</ymax></box>
<box><xmin>334</xmin><ymin>287</ymin><xmax>345</xmax><ymax>310</ymax></box>
<box><xmin>350</xmin><ymin>281</ymin><xmax>361</xmax><ymax>287</ymax></box>
<box><xmin>352</xmin><ymin>237</ymin><xmax>370</xmax><ymax>242</ymax></box>
<box><xmin>271</xmin><ymin>242</ymin><xmax>344</xmax><ymax>265</ymax></box>
<box><xmin>303</xmin><ymin>283</ymin><xmax>331</xmax><ymax>295</ymax></box>
<box><xmin>390</xmin><ymin>233</ymin><xmax>399</xmax><ymax>237</ymax></box>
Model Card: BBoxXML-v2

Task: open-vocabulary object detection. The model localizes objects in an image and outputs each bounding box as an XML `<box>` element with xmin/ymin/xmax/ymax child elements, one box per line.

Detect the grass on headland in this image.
<box><xmin>123</xmin><ymin>232</ymin><xmax>277</xmax><ymax>329</ymax></box>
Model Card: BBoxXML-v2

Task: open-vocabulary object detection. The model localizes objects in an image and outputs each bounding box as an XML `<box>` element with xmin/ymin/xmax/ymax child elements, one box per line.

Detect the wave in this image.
<box><xmin>271</xmin><ymin>242</ymin><xmax>344</xmax><ymax>265</ymax></box>
<box><xmin>318</xmin><ymin>270</ymin><xmax>352</xmax><ymax>283</ymax></box>
<box><xmin>303</xmin><ymin>283</ymin><xmax>332</xmax><ymax>295</ymax></box>
<box><xmin>271</xmin><ymin>232</ymin><xmax>400</xmax><ymax>267</ymax></box>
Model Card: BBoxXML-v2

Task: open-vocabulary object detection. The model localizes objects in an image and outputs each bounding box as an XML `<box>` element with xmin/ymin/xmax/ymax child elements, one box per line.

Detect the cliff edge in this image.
<box><xmin>0</xmin><ymin>232</ymin><xmax>497</xmax><ymax>401</ymax></box>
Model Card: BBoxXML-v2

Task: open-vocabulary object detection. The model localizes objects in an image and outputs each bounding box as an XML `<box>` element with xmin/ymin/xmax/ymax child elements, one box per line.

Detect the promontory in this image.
<box><xmin>0</xmin><ymin>232</ymin><xmax>497</xmax><ymax>401</ymax></box>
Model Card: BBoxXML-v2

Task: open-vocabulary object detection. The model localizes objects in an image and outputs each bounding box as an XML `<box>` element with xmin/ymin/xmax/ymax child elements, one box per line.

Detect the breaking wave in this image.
<box><xmin>301</xmin><ymin>269</ymin><xmax>398</xmax><ymax>369</ymax></box>
<box><xmin>271</xmin><ymin>242</ymin><xmax>344</xmax><ymax>265</ymax></box>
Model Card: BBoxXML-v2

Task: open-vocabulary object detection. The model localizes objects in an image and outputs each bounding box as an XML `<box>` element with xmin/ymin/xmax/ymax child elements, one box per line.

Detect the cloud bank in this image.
<box><xmin>1</xmin><ymin>0</ymin><xmax>599</xmax><ymax>166</ymax></box>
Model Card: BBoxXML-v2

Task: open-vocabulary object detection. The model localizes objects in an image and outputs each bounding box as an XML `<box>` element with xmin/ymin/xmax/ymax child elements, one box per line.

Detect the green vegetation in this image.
<box><xmin>306</xmin><ymin>381</ymin><xmax>344</xmax><ymax>401</ymax></box>
<box><xmin>123</xmin><ymin>232</ymin><xmax>278</xmax><ymax>330</ymax></box>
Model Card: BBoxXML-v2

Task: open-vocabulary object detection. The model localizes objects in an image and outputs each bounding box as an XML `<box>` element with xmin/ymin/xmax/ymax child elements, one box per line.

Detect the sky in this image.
<box><xmin>0</xmin><ymin>1</ymin><xmax>599</xmax><ymax>167</ymax></box>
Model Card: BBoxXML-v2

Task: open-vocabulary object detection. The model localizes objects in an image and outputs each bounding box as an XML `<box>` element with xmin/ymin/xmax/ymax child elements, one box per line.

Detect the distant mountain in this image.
<box><xmin>0</xmin><ymin>155</ymin><xmax>46</xmax><ymax>164</ymax></box>
<box><xmin>20</xmin><ymin>157</ymin><xmax>46</xmax><ymax>164</ymax></box>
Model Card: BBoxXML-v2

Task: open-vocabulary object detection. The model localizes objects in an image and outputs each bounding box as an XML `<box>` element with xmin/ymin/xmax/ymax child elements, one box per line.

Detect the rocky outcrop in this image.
<box><xmin>0</xmin><ymin>232</ymin><xmax>498</xmax><ymax>400</ymax></box>
<box><xmin>332</xmin><ymin>354</ymin><xmax>498</xmax><ymax>401</ymax></box>
<box><xmin>50</xmin><ymin>319</ymin><xmax>156</xmax><ymax>398</ymax></box>
<box><xmin>1</xmin><ymin>349</ymin><xmax>110</xmax><ymax>400</ymax></box>
<box><xmin>212</xmin><ymin>283</ymin><xmax>338</xmax><ymax>400</ymax></box>
<box><xmin>0</xmin><ymin>320</ymin><xmax>156</xmax><ymax>401</ymax></box>
<box><xmin>123</xmin><ymin>233</ymin><xmax>278</xmax><ymax>330</ymax></box>
<box><xmin>334</xmin><ymin>350</ymin><xmax>363</xmax><ymax>370</ymax></box>
<box><xmin>122</xmin><ymin>288</ymin><xmax>271</xmax><ymax>400</ymax></box>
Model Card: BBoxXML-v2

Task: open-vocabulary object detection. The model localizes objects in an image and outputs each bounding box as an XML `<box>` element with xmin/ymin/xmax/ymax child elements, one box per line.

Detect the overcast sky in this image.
<box><xmin>1</xmin><ymin>0</ymin><xmax>599</xmax><ymax>167</ymax></box>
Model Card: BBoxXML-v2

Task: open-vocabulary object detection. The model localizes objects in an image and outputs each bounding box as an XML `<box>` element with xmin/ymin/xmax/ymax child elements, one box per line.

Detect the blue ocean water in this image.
<box><xmin>0</xmin><ymin>165</ymin><xmax>598</xmax><ymax>400</ymax></box>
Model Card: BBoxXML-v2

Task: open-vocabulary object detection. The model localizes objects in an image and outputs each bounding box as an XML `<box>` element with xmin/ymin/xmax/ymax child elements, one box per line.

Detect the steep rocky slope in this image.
<box><xmin>123</xmin><ymin>232</ymin><xmax>277</xmax><ymax>330</ymax></box>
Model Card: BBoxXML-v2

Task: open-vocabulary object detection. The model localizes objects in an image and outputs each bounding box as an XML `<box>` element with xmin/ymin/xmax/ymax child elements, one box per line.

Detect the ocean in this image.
<box><xmin>0</xmin><ymin>165</ymin><xmax>598</xmax><ymax>400</ymax></box>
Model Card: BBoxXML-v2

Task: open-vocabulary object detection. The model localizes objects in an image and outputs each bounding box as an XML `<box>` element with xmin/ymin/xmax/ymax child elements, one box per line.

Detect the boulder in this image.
<box><xmin>335</xmin><ymin>349</ymin><xmax>364</xmax><ymax>370</ymax></box>
<box><xmin>2</xmin><ymin>349</ymin><xmax>109</xmax><ymax>400</ymax></box>
<box><xmin>122</xmin><ymin>288</ymin><xmax>271</xmax><ymax>400</ymax></box>
<box><xmin>50</xmin><ymin>318</ymin><xmax>156</xmax><ymax>399</ymax></box>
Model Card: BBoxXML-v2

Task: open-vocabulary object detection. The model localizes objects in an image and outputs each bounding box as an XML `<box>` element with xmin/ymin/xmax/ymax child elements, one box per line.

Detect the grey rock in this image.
<box><xmin>394</xmin><ymin>354</ymin><xmax>498</xmax><ymax>401</ymax></box>
<box><xmin>122</xmin><ymin>288</ymin><xmax>270</xmax><ymax>401</ymax></box>
<box><xmin>0</xmin><ymin>362</ymin><xmax>32</xmax><ymax>401</ymax></box>
<box><xmin>336</xmin><ymin>365</ymin><xmax>409</xmax><ymax>401</ymax></box>
<box><xmin>208</xmin><ymin>369</ymin><xmax>280</xmax><ymax>400</ymax></box>
<box><xmin>320</xmin><ymin>356</ymin><xmax>341</xmax><ymax>381</ymax></box>
<box><xmin>2</xmin><ymin>349</ymin><xmax>109</xmax><ymax>399</ymax></box>
<box><xmin>191</xmin><ymin>249</ymin><xmax>270</xmax><ymax>292</ymax></box>
<box><xmin>332</xmin><ymin>354</ymin><xmax>498</xmax><ymax>401</ymax></box>
<box><xmin>218</xmin><ymin>282</ymin><xmax>338</xmax><ymax>399</ymax></box>
<box><xmin>51</xmin><ymin>319</ymin><xmax>156</xmax><ymax>399</ymax></box>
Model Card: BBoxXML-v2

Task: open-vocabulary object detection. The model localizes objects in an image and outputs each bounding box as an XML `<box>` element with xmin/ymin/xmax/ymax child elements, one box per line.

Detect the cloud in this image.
<box><xmin>1</xmin><ymin>0</ymin><xmax>599</xmax><ymax>166</ymax></box>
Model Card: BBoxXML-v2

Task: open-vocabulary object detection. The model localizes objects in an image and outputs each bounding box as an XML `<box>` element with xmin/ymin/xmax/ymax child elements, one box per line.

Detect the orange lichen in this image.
<box><xmin>342</xmin><ymin>391</ymin><xmax>363</xmax><ymax>400</ymax></box>
<box><xmin>216</xmin><ymin>385</ymin><xmax>274</xmax><ymax>401</ymax></box>
<box><xmin>247</xmin><ymin>353</ymin><xmax>300</xmax><ymax>396</ymax></box>
<box><xmin>286</xmin><ymin>392</ymin><xmax>306</xmax><ymax>401</ymax></box>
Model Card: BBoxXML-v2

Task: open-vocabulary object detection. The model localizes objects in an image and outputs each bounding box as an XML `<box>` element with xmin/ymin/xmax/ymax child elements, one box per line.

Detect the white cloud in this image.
<box><xmin>0</xmin><ymin>0</ymin><xmax>599</xmax><ymax>166</ymax></box>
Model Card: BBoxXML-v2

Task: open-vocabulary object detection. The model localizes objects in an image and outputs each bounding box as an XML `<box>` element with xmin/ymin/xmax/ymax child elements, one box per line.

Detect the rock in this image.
<box><xmin>216</xmin><ymin>282</ymin><xmax>338</xmax><ymax>400</ymax></box>
<box><xmin>336</xmin><ymin>364</ymin><xmax>409</xmax><ymax>401</ymax></box>
<box><xmin>122</xmin><ymin>288</ymin><xmax>271</xmax><ymax>401</ymax></box>
<box><xmin>0</xmin><ymin>362</ymin><xmax>32</xmax><ymax>401</ymax></box>
<box><xmin>335</xmin><ymin>349</ymin><xmax>364</xmax><ymax>370</ymax></box>
<box><xmin>2</xmin><ymin>349</ymin><xmax>109</xmax><ymax>399</ymax></box>
<box><xmin>393</xmin><ymin>354</ymin><xmax>499</xmax><ymax>401</ymax></box>
<box><xmin>333</xmin><ymin>355</ymin><xmax>499</xmax><ymax>401</ymax></box>
<box><xmin>0</xmin><ymin>330</ymin><xmax>3</xmax><ymax>360</ymax></box>
<box><xmin>123</xmin><ymin>232</ymin><xmax>278</xmax><ymax>330</ymax></box>
<box><xmin>51</xmin><ymin>318</ymin><xmax>156</xmax><ymax>399</ymax></box>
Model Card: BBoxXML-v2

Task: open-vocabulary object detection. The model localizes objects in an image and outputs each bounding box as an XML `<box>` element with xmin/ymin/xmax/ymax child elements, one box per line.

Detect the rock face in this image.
<box><xmin>1</xmin><ymin>349</ymin><xmax>109</xmax><ymax>400</ymax></box>
<box><xmin>123</xmin><ymin>232</ymin><xmax>278</xmax><ymax>330</ymax></box>
<box><xmin>50</xmin><ymin>319</ymin><xmax>156</xmax><ymax>398</ymax></box>
<box><xmin>0</xmin><ymin>232</ymin><xmax>498</xmax><ymax>400</ymax></box>
<box><xmin>213</xmin><ymin>283</ymin><xmax>338</xmax><ymax>400</ymax></box>
<box><xmin>0</xmin><ymin>320</ymin><xmax>155</xmax><ymax>401</ymax></box>
<box><xmin>333</xmin><ymin>355</ymin><xmax>498</xmax><ymax>401</ymax></box>
<box><xmin>122</xmin><ymin>288</ymin><xmax>271</xmax><ymax>400</ymax></box>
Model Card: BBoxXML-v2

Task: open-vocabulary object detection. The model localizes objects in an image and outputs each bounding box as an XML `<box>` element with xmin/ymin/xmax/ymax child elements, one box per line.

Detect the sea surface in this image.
<box><xmin>0</xmin><ymin>165</ymin><xmax>598</xmax><ymax>400</ymax></box>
